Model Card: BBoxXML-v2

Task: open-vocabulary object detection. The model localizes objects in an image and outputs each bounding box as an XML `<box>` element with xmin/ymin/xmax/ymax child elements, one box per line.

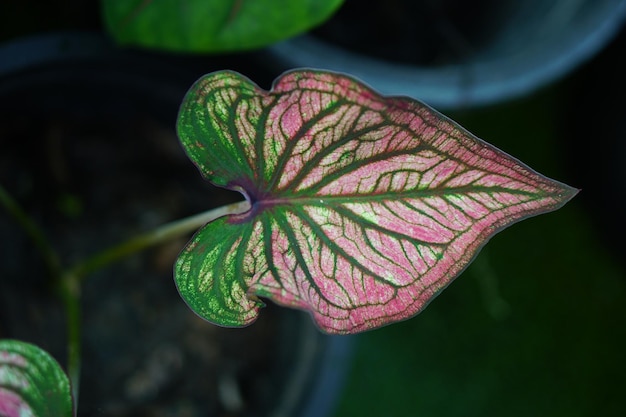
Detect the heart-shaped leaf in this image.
<box><xmin>0</xmin><ymin>340</ymin><xmax>73</xmax><ymax>417</ymax></box>
<box><xmin>175</xmin><ymin>70</ymin><xmax>577</xmax><ymax>334</ymax></box>
<box><xmin>101</xmin><ymin>0</ymin><xmax>344</xmax><ymax>52</ymax></box>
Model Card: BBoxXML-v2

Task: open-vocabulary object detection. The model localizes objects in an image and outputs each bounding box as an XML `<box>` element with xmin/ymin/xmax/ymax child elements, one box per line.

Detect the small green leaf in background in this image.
<box><xmin>175</xmin><ymin>70</ymin><xmax>577</xmax><ymax>334</ymax></box>
<box><xmin>0</xmin><ymin>340</ymin><xmax>73</xmax><ymax>417</ymax></box>
<box><xmin>101</xmin><ymin>0</ymin><xmax>344</xmax><ymax>52</ymax></box>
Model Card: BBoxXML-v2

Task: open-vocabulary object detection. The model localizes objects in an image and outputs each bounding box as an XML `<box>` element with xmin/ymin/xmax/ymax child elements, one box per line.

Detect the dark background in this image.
<box><xmin>1</xmin><ymin>1</ymin><xmax>625</xmax><ymax>416</ymax></box>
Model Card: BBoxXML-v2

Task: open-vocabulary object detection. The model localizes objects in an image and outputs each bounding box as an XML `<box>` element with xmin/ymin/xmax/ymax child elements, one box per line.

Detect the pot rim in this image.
<box><xmin>268</xmin><ymin>0</ymin><xmax>626</xmax><ymax>109</ymax></box>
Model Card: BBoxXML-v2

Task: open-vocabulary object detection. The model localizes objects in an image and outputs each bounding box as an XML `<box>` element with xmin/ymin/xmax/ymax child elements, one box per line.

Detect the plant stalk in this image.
<box><xmin>0</xmin><ymin>184</ymin><xmax>62</xmax><ymax>277</ymax></box>
<box><xmin>2</xmin><ymin>182</ymin><xmax>250</xmax><ymax>409</ymax></box>
<box><xmin>57</xmin><ymin>272</ymin><xmax>82</xmax><ymax>406</ymax></box>
<box><xmin>68</xmin><ymin>200</ymin><xmax>251</xmax><ymax>280</ymax></box>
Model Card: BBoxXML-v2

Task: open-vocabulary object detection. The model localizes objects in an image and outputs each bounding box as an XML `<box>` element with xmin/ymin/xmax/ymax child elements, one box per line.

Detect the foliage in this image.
<box><xmin>175</xmin><ymin>69</ymin><xmax>577</xmax><ymax>334</ymax></box>
<box><xmin>0</xmin><ymin>61</ymin><xmax>578</xmax><ymax>414</ymax></box>
<box><xmin>0</xmin><ymin>340</ymin><xmax>73</xmax><ymax>417</ymax></box>
<box><xmin>101</xmin><ymin>0</ymin><xmax>344</xmax><ymax>52</ymax></box>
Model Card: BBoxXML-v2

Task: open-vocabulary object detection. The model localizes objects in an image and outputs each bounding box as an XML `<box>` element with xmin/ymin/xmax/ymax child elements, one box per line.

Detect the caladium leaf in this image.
<box><xmin>0</xmin><ymin>340</ymin><xmax>73</xmax><ymax>417</ymax></box>
<box><xmin>175</xmin><ymin>70</ymin><xmax>578</xmax><ymax>334</ymax></box>
<box><xmin>101</xmin><ymin>0</ymin><xmax>344</xmax><ymax>52</ymax></box>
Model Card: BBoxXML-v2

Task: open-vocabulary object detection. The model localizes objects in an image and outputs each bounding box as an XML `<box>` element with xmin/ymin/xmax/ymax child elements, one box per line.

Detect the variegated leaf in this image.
<box><xmin>175</xmin><ymin>70</ymin><xmax>577</xmax><ymax>334</ymax></box>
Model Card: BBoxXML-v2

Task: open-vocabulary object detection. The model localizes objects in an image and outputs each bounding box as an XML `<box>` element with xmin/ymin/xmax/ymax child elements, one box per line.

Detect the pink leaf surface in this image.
<box><xmin>176</xmin><ymin>70</ymin><xmax>578</xmax><ymax>334</ymax></box>
<box><xmin>0</xmin><ymin>388</ymin><xmax>32</xmax><ymax>417</ymax></box>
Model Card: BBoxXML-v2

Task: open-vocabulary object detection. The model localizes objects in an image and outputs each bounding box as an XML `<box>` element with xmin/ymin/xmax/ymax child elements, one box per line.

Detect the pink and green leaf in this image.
<box><xmin>0</xmin><ymin>340</ymin><xmax>73</xmax><ymax>417</ymax></box>
<box><xmin>175</xmin><ymin>70</ymin><xmax>578</xmax><ymax>334</ymax></box>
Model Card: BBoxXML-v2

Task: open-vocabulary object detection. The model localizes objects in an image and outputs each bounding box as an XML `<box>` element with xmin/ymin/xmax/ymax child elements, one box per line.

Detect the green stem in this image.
<box><xmin>68</xmin><ymin>200</ymin><xmax>251</xmax><ymax>281</ymax></box>
<box><xmin>0</xmin><ymin>184</ymin><xmax>81</xmax><ymax>402</ymax></box>
<box><xmin>2</xmin><ymin>181</ymin><xmax>250</xmax><ymax>409</ymax></box>
<box><xmin>59</xmin><ymin>199</ymin><xmax>249</xmax><ymax>401</ymax></box>
<box><xmin>0</xmin><ymin>184</ymin><xmax>62</xmax><ymax>277</ymax></box>
<box><xmin>57</xmin><ymin>272</ymin><xmax>82</xmax><ymax>405</ymax></box>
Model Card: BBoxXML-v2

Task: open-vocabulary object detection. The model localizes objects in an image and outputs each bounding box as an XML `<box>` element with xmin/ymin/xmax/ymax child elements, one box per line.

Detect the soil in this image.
<box><xmin>312</xmin><ymin>0</ymin><xmax>509</xmax><ymax>66</ymax></box>
<box><xmin>0</xmin><ymin>97</ymin><xmax>306</xmax><ymax>416</ymax></box>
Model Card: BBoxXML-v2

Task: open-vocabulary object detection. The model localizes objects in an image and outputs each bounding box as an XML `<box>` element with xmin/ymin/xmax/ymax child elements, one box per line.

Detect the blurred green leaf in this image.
<box><xmin>101</xmin><ymin>0</ymin><xmax>344</xmax><ymax>52</ymax></box>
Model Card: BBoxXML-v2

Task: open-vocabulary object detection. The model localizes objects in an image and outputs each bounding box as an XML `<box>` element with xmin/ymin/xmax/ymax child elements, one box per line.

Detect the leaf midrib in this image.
<box><xmin>254</xmin><ymin>185</ymin><xmax>548</xmax><ymax>207</ymax></box>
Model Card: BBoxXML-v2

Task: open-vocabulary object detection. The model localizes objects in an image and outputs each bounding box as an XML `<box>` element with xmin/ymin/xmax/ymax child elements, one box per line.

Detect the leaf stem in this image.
<box><xmin>59</xmin><ymin>199</ymin><xmax>249</xmax><ymax>402</ymax></box>
<box><xmin>2</xmin><ymin>182</ymin><xmax>250</xmax><ymax>409</ymax></box>
<box><xmin>0</xmin><ymin>183</ymin><xmax>62</xmax><ymax>278</ymax></box>
<box><xmin>57</xmin><ymin>272</ymin><xmax>82</xmax><ymax>406</ymax></box>
<box><xmin>68</xmin><ymin>200</ymin><xmax>251</xmax><ymax>281</ymax></box>
<box><xmin>0</xmin><ymin>183</ymin><xmax>81</xmax><ymax>403</ymax></box>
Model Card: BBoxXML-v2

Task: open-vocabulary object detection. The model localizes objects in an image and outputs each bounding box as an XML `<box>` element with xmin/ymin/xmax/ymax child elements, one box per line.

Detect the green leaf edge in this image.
<box><xmin>0</xmin><ymin>339</ymin><xmax>73</xmax><ymax>417</ymax></box>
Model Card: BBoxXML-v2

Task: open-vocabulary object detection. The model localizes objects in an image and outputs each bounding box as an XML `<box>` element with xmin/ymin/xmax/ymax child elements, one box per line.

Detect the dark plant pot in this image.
<box><xmin>268</xmin><ymin>0</ymin><xmax>626</xmax><ymax>109</ymax></box>
<box><xmin>0</xmin><ymin>33</ymin><xmax>351</xmax><ymax>417</ymax></box>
